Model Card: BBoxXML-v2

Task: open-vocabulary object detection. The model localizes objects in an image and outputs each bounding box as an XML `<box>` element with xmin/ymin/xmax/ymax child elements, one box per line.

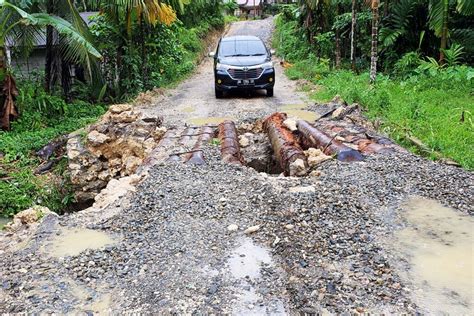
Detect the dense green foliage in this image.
<box><xmin>82</xmin><ymin>0</ymin><xmax>225</xmax><ymax>101</ymax></box>
<box><xmin>1</xmin><ymin>1</ymin><xmax>226</xmax><ymax>217</ymax></box>
<box><xmin>273</xmin><ymin>1</ymin><xmax>473</xmax><ymax>71</ymax></box>
<box><xmin>0</xmin><ymin>80</ymin><xmax>106</xmax><ymax>216</ymax></box>
<box><xmin>274</xmin><ymin>13</ymin><xmax>474</xmax><ymax>169</ymax></box>
<box><xmin>90</xmin><ymin>14</ymin><xmax>224</xmax><ymax>100</ymax></box>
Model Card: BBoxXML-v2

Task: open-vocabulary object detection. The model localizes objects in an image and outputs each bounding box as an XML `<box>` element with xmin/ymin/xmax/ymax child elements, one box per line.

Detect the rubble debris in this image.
<box><xmin>305</xmin><ymin>148</ymin><xmax>332</xmax><ymax>167</ymax></box>
<box><xmin>67</xmin><ymin>105</ymin><xmax>164</xmax><ymax>204</ymax></box>
<box><xmin>263</xmin><ymin>113</ymin><xmax>308</xmax><ymax>176</ymax></box>
<box><xmin>244</xmin><ymin>225</ymin><xmax>261</xmax><ymax>234</ymax></box>
<box><xmin>36</xmin><ymin>136</ymin><xmax>67</xmax><ymax>161</ymax></box>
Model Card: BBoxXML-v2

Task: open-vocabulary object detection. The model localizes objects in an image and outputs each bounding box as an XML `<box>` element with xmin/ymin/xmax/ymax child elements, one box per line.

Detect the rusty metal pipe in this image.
<box><xmin>183</xmin><ymin>125</ymin><xmax>215</xmax><ymax>165</ymax></box>
<box><xmin>184</xmin><ymin>150</ymin><xmax>206</xmax><ymax>165</ymax></box>
<box><xmin>263</xmin><ymin>113</ymin><xmax>308</xmax><ymax>176</ymax></box>
<box><xmin>218</xmin><ymin>121</ymin><xmax>244</xmax><ymax>165</ymax></box>
<box><xmin>296</xmin><ymin>120</ymin><xmax>364</xmax><ymax>162</ymax></box>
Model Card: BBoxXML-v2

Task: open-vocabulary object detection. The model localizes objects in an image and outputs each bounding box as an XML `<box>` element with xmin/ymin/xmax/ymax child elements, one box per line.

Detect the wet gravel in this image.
<box><xmin>1</xmin><ymin>143</ymin><xmax>472</xmax><ymax>313</ymax></box>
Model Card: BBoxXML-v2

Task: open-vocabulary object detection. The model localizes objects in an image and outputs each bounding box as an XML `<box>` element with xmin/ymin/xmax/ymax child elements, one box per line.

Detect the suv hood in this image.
<box><xmin>218</xmin><ymin>55</ymin><xmax>269</xmax><ymax>67</ymax></box>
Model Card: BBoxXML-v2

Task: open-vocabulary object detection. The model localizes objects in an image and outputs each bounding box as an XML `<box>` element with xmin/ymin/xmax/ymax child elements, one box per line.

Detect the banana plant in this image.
<box><xmin>0</xmin><ymin>0</ymin><xmax>101</xmax><ymax>130</ymax></box>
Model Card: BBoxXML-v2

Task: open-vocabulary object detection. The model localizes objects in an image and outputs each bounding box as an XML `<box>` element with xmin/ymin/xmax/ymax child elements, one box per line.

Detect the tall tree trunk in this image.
<box><xmin>45</xmin><ymin>0</ymin><xmax>54</xmax><ymax>92</ymax></box>
<box><xmin>350</xmin><ymin>0</ymin><xmax>357</xmax><ymax>71</ymax></box>
<box><xmin>140</xmin><ymin>17</ymin><xmax>148</xmax><ymax>89</ymax></box>
<box><xmin>45</xmin><ymin>25</ymin><xmax>54</xmax><ymax>92</ymax></box>
<box><xmin>0</xmin><ymin>47</ymin><xmax>6</xmax><ymax>129</ymax></box>
<box><xmin>335</xmin><ymin>4</ymin><xmax>341</xmax><ymax>69</ymax></box>
<box><xmin>0</xmin><ymin>47</ymin><xmax>5</xmax><ymax>82</ymax></box>
<box><xmin>0</xmin><ymin>48</ymin><xmax>19</xmax><ymax>130</ymax></box>
<box><xmin>61</xmin><ymin>60</ymin><xmax>72</xmax><ymax>102</ymax></box>
<box><xmin>370</xmin><ymin>0</ymin><xmax>379</xmax><ymax>83</ymax></box>
<box><xmin>439</xmin><ymin>0</ymin><xmax>449</xmax><ymax>65</ymax></box>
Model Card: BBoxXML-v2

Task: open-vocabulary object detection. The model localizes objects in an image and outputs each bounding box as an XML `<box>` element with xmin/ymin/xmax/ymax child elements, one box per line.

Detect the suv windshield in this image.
<box><xmin>219</xmin><ymin>40</ymin><xmax>267</xmax><ymax>57</ymax></box>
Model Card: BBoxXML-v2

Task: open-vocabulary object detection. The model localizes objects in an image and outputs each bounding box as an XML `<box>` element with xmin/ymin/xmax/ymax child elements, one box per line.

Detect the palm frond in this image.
<box><xmin>456</xmin><ymin>0</ymin><xmax>474</xmax><ymax>15</ymax></box>
<box><xmin>428</xmin><ymin>0</ymin><xmax>448</xmax><ymax>36</ymax></box>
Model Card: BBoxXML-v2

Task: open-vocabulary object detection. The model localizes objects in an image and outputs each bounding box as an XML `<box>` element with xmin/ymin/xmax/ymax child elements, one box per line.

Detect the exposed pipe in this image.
<box><xmin>264</xmin><ymin>113</ymin><xmax>308</xmax><ymax>176</ymax></box>
<box><xmin>296</xmin><ymin>120</ymin><xmax>364</xmax><ymax>162</ymax></box>
<box><xmin>218</xmin><ymin>120</ymin><xmax>244</xmax><ymax>165</ymax></box>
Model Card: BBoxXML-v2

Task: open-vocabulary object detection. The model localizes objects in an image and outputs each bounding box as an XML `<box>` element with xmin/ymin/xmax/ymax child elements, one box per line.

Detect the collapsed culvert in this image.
<box><xmin>216</xmin><ymin>106</ymin><xmax>397</xmax><ymax>177</ymax></box>
<box><xmin>237</xmin><ymin>130</ymin><xmax>283</xmax><ymax>175</ymax></box>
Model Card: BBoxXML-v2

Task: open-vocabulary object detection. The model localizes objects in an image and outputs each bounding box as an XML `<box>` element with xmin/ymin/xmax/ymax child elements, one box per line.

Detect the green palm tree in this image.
<box><xmin>368</xmin><ymin>0</ymin><xmax>380</xmax><ymax>83</ymax></box>
<box><xmin>0</xmin><ymin>0</ymin><xmax>101</xmax><ymax>130</ymax></box>
<box><xmin>86</xmin><ymin>0</ymin><xmax>183</xmax><ymax>94</ymax></box>
<box><xmin>429</xmin><ymin>0</ymin><xmax>474</xmax><ymax>64</ymax></box>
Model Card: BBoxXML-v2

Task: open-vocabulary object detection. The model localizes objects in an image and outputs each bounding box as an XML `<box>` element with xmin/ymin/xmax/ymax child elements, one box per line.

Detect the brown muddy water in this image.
<box><xmin>278</xmin><ymin>104</ymin><xmax>307</xmax><ymax>111</ymax></box>
<box><xmin>284</xmin><ymin>110</ymin><xmax>319</xmax><ymax>122</ymax></box>
<box><xmin>393</xmin><ymin>196</ymin><xmax>473</xmax><ymax>314</ymax></box>
<box><xmin>278</xmin><ymin>104</ymin><xmax>320</xmax><ymax>122</ymax></box>
<box><xmin>181</xmin><ymin>106</ymin><xmax>195</xmax><ymax>113</ymax></box>
<box><xmin>0</xmin><ymin>217</ymin><xmax>11</xmax><ymax>229</ymax></box>
<box><xmin>43</xmin><ymin>227</ymin><xmax>116</xmax><ymax>258</ymax></box>
<box><xmin>227</xmin><ymin>237</ymin><xmax>286</xmax><ymax>315</ymax></box>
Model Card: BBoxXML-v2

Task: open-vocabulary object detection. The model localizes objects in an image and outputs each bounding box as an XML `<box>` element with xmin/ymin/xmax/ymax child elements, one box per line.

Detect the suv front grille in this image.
<box><xmin>227</xmin><ymin>68</ymin><xmax>263</xmax><ymax>80</ymax></box>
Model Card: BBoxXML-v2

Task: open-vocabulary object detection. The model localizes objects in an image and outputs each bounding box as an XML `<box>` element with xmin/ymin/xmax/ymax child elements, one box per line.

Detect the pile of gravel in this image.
<box><xmin>1</xmin><ymin>144</ymin><xmax>472</xmax><ymax>313</ymax></box>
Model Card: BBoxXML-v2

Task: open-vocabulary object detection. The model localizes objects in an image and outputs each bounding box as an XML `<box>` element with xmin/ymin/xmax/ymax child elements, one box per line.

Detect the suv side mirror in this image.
<box><xmin>270</xmin><ymin>49</ymin><xmax>276</xmax><ymax>55</ymax></box>
<box><xmin>208</xmin><ymin>52</ymin><xmax>215</xmax><ymax>58</ymax></box>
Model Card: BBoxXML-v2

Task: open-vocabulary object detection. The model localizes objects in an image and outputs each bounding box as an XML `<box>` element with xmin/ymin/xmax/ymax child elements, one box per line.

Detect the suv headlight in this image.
<box><xmin>261</xmin><ymin>61</ymin><xmax>274</xmax><ymax>69</ymax></box>
<box><xmin>216</xmin><ymin>63</ymin><xmax>230</xmax><ymax>71</ymax></box>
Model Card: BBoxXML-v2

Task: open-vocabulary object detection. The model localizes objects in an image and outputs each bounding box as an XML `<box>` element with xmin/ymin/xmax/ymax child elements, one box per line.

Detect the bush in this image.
<box><xmin>0</xmin><ymin>83</ymin><xmax>107</xmax><ymax>217</ymax></box>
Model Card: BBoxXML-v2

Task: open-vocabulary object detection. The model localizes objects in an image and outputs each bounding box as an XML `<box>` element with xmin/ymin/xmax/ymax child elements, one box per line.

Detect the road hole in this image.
<box><xmin>239</xmin><ymin>132</ymin><xmax>283</xmax><ymax>175</ymax></box>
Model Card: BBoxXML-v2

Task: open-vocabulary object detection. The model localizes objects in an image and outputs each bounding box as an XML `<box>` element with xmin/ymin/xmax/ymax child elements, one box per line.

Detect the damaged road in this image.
<box><xmin>1</xmin><ymin>18</ymin><xmax>473</xmax><ymax>315</ymax></box>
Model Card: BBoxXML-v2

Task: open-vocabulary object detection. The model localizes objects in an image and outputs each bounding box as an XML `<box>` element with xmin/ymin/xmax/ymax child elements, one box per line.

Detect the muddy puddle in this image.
<box><xmin>180</xmin><ymin>106</ymin><xmax>195</xmax><ymax>113</ymax></box>
<box><xmin>44</xmin><ymin>227</ymin><xmax>116</xmax><ymax>258</ymax></box>
<box><xmin>279</xmin><ymin>104</ymin><xmax>307</xmax><ymax>111</ymax></box>
<box><xmin>0</xmin><ymin>217</ymin><xmax>11</xmax><ymax>229</ymax></box>
<box><xmin>81</xmin><ymin>293</ymin><xmax>112</xmax><ymax>313</ymax></box>
<box><xmin>278</xmin><ymin>104</ymin><xmax>319</xmax><ymax>121</ymax></box>
<box><xmin>228</xmin><ymin>237</ymin><xmax>272</xmax><ymax>279</ymax></box>
<box><xmin>187</xmin><ymin>116</ymin><xmax>233</xmax><ymax>126</ymax></box>
<box><xmin>393</xmin><ymin>196</ymin><xmax>473</xmax><ymax>314</ymax></box>
<box><xmin>284</xmin><ymin>110</ymin><xmax>319</xmax><ymax>122</ymax></box>
<box><xmin>227</xmin><ymin>237</ymin><xmax>286</xmax><ymax>315</ymax></box>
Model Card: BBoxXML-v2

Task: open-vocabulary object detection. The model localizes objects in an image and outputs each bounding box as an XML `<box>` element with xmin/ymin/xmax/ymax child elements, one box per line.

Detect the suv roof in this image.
<box><xmin>221</xmin><ymin>35</ymin><xmax>262</xmax><ymax>42</ymax></box>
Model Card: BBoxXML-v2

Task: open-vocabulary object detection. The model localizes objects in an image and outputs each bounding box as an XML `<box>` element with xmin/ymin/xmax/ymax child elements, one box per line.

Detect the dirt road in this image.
<box><xmin>143</xmin><ymin>18</ymin><xmax>309</xmax><ymax>127</ymax></box>
<box><xmin>1</xmin><ymin>19</ymin><xmax>473</xmax><ymax>314</ymax></box>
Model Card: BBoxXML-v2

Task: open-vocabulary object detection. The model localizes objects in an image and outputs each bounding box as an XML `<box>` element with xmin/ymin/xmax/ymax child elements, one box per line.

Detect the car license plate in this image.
<box><xmin>239</xmin><ymin>79</ymin><xmax>254</xmax><ymax>85</ymax></box>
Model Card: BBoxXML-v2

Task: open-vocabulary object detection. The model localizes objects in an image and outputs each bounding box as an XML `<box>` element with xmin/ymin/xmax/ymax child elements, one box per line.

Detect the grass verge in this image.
<box><xmin>274</xmin><ymin>15</ymin><xmax>474</xmax><ymax>170</ymax></box>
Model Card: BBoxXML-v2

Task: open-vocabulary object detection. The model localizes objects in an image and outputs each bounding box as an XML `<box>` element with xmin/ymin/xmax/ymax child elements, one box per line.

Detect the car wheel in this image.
<box><xmin>215</xmin><ymin>88</ymin><xmax>223</xmax><ymax>98</ymax></box>
<box><xmin>266</xmin><ymin>88</ymin><xmax>274</xmax><ymax>97</ymax></box>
